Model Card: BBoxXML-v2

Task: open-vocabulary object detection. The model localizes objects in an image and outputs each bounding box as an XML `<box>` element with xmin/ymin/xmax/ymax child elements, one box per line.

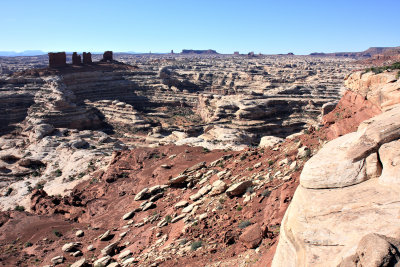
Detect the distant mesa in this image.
<box><xmin>181</xmin><ymin>49</ymin><xmax>218</xmax><ymax>55</ymax></box>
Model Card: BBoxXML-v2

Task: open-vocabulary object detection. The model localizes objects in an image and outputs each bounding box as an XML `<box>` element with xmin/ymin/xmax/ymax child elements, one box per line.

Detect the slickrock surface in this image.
<box><xmin>272</xmin><ymin>71</ymin><xmax>400</xmax><ymax>267</ymax></box>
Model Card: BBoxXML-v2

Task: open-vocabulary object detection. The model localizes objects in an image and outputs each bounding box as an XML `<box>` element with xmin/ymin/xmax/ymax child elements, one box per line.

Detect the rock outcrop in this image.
<box><xmin>272</xmin><ymin>70</ymin><xmax>400</xmax><ymax>267</ymax></box>
<box><xmin>48</xmin><ymin>52</ymin><xmax>66</xmax><ymax>68</ymax></box>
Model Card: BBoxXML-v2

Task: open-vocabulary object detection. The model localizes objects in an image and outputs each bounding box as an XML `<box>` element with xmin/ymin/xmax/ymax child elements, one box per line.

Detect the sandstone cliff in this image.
<box><xmin>272</xmin><ymin>70</ymin><xmax>400</xmax><ymax>266</ymax></box>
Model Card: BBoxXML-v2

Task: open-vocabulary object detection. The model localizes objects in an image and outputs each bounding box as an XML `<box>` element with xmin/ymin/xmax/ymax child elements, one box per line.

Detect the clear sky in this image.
<box><xmin>1</xmin><ymin>0</ymin><xmax>399</xmax><ymax>54</ymax></box>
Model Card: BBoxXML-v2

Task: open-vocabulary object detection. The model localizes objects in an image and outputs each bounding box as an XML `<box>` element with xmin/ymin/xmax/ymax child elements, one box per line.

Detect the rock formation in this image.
<box><xmin>72</xmin><ymin>52</ymin><xmax>81</xmax><ymax>65</ymax></box>
<box><xmin>272</xmin><ymin>70</ymin><xmax>400</xmax><ymax>267</ymax></box>
<box><xmin>102</xmin><ymin>51</ymin><xmax>113</xmax><ymax>62</ymax></box>
<box><xmin>82</xmin><ymin>52</ymin><xmax>92</xmax><ymax>64</ymax></box>
<box><xmin>48</xmin><ymin>52</ymin><xmax>66</xmax><ymax>68</ymax></box>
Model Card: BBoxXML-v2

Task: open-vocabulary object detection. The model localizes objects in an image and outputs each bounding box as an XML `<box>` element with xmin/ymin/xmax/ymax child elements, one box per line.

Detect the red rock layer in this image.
<box><xmin>322</xmin><ymin>90</ymin><xmax>381</xmax><ymax>140</ymax></box>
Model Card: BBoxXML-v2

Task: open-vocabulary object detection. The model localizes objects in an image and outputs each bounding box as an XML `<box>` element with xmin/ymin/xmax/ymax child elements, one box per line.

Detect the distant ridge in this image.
<box><xmin>310</xmin><ymin>46</ymin><xmax>400</xmax><ymax>58</ymax></box>
<box><xmin>0</xmin><ymin>50</ymin><xmax>46</xmax><ymax>57</ymax></box>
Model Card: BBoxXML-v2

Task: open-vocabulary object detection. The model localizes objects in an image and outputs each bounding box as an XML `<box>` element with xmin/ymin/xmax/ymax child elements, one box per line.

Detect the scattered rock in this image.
<box><xmin>210</xmin><ymin>180</ymin><xmax>228</xmax><ymax>196</ymax></box>
<box><xmin>239</xmin><ymin>224</ymin><xmax>263</xmax><ymax>249</ymax></box>
<box><xmin>226</xmin><ymin>180</ymin><xmax>252</xmax><ymax>197</ymax></box>
<box><xmin>62</xmin><ymin>242</ymin><xmax>80</xmax><ymax>252</ymax></box>
<box><xmin>259</xmin><ymin>136</ymin><xmax>284</xmax><ymax>148</ymax></box>
<box><xmin>98</xmin><ymin>230</ymin><xmax>111</xmax><ymax>241</ymax></box>
<box><xmin>75</xmin><ymin>230</ymin><xmax>84</xmax><ymax>237</ymax></box>
<box><xmin>174</xmin><ymin>200</ymin><xmax>188</xmax><ymax>209</ymax></box>
<box><xmin>122</xmin><ymin>211</ymin><xmax>135</xmax><ymax>220</ymax></box>
<box><xmin>93</xmin><ymin>255</ymin><xmax>111</xmax><ymax>267</ymax></box>
<box><xmin>51</xmin><ymin>256</ymin><xmax>65</xmax><ymax>265</ymax></box>
<box><xmin>134</xmin><ymin>187</ymin><xmax>149</xmax><ymax>201</ymax></box>
<box><xmin>70</xmin><ymin>258</ymin><xmax>86</xmax><ymax>267</ymax></box>
<box><xmin>101</xmin><ymin>241</ymin><xmax>118</xmax><ymax>256</ymax></box>
<box><xmin>297</xmin><ymin>146</ymin><xmax>310</xmax><ymax>159</ymax></box>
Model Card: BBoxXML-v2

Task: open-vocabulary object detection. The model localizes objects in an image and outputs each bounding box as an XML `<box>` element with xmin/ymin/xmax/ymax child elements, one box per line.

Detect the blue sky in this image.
<box><xmin>1</xmin><ymin>0</ymin><xmax>399</xmax><ymax>54</ymax></box>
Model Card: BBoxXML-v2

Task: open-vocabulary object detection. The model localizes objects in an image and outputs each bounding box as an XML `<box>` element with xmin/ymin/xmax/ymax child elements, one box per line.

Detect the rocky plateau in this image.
<box><xmin>0</xmin><ymin>51</ymin><xmax>399</xmax><ymax>267</ymax></box>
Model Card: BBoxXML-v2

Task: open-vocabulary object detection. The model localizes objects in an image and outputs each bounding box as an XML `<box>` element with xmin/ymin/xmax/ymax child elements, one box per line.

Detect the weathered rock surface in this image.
<box><xmin>272</xmin><ymin>71</ymin><xmax>400</xmax><ymax>267</ymax></box>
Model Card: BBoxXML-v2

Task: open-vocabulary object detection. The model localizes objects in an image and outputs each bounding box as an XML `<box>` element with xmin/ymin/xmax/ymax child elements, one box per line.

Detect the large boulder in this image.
<box><xmin>339</xmin><ymin>233</ymin><xmax>400</xmax><ymax>267</ymax></box>
<box><xmin>226</xmin><ymin>180</ymin><xmax>252</xmax><ymax>197</ymax></box>
<box><xmin>259</xmin><ymin>136</ymin><xmax>284</xmax><ymax>148</ymax></box>
<box><xmin>239</xmin><ymin>224</ymin><xmax>263</xmax><ymax>249</ymax></box>
<box><xmin>272</xmin><ymin>100</ymin><xmax>400</xmax><ymax>266</ymax></box>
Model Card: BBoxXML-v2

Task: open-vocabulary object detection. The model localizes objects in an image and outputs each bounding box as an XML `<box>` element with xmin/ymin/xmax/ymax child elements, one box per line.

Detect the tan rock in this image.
<box><xmin>346</xmin><ymin>104</ymin><xmax>400</xmax><ymax>162</ymax></box>
<box><xmin>300</xmin><ymin>132</ymin><xmax>367</xmax><ymax>189</ymax></box>
<box><xmin>272</xmin><ymin>180</ymin><xmax>400</xmax><ymax>267</ymax></box>
<box><xmin>379</xmin><ymin>139</ymin><xmax>400</xmax><ymax>185</ymax></box>
<box><xmin>259</xmin><ymin>136</ymin><xmax>284</xmax><ymax>148</ymax></box>
<box><xmin>93</xmin><ymin>256</ymin><xmax>111</xmax><ymax>267</ymax></box>
<box><xmin>70</xmin><ymin>258</ymin><xmax>86</xmax><ymax>267</ymax></box>
<box><xmin>210</xmin><ymin>180</ymin><xmax>228</xmax><ymax>196</ymax></box>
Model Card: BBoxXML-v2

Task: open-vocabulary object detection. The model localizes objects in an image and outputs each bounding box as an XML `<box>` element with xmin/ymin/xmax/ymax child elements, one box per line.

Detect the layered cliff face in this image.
<box><xmin>272</xmin><ymin>70</ymin><xmax>400</xmax><ymax>267</ymax></box>
<box><xmin>197</xmin><ymin>93</ymin><xmax>327</xmax><ymax>139</ymax></box>
<box><xmin>0</xmin><ymin>76</ymin><xmax>41</xmax><ymax>134</ymax></box>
